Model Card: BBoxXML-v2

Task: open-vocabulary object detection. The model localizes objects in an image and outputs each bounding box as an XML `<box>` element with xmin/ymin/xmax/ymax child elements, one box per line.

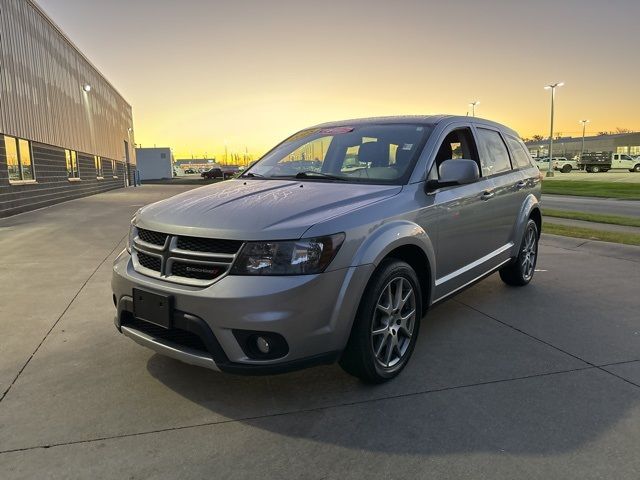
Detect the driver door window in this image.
<box><xmin>429</xmin><ymin>128</ymin><xmax>480</xmax><ymax>180</ymax></box>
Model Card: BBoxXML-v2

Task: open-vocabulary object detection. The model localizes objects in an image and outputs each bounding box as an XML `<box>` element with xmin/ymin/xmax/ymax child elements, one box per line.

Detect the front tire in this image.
<box><xmin>561</xmin><ymin>164</ymin><xmax>572</xmax><ymax>173</ymax></box>
<box><xmin>340</xmin><ymin>259</ymin><xmax>422</xmax><ymax>383</ymax></box>
<box><xmin>500</xmin><ymin>219</ymin><xmax>539</xmax><ymax>286</ymax></box>
<box><xmin>633</xmin><ymin>164</ymin><xmax>640</xmax><ymax>172</ymax></box>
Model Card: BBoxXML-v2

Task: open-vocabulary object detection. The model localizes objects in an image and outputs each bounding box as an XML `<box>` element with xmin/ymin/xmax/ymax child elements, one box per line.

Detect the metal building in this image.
<box><xmin>525</xmin><ymin>132</ymin><xmax>640</xmax><ymax>159</ymax></box>
<box><xmin>135</xmin><ymin>147</ymin><xmax>174</xmax><ymax>181</ymax></box>
<box><xmin>0</xmin><ymin>0</ymin><xmax>135</xmax><ymax>217</ymax></box>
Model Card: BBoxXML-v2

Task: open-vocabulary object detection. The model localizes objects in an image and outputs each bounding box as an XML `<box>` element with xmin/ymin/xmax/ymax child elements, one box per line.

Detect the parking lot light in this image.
<box><xmin>469</xmin><ymin>100</ymin><xmax>480</xmax><ymax>117</ymax></box>
<box><xmin>579</xmin><ymin>120</ymin><xmax>590</xmax><ymax>161</ymax></box>
<box><xmin>544</xmin><ymin>82</ymin><xmax>564</xmax><ymax>177</ymax></box>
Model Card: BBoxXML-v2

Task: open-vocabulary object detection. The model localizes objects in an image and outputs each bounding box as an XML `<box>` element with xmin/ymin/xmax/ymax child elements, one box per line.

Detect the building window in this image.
<box><xmin>4</xmin><ymin>135</ymin><xmax>35</xmax><ymax>182</ymax></box>
<box><xmin>95</xmin><ymin>155</ymin><xmax>103</xmax><ymax>178</ymax></box>
<box><xmin>65</xmin><ymin>149</ymin><xmax>79</xmax><ymax>179</ymax></box>
<box><xmin>629</xmin><ymin>146</ymin><xmax>640</xmax><ymax>156</ymax></box>
<box><xmin>111</xmin><ymin>159</ymin><xmax>118</xmax><ymax>177</ymax></box>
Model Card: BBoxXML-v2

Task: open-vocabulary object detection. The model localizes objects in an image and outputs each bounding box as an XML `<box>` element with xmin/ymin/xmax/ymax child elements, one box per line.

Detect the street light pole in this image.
<box><xmin>544</xmin><ymin>82</ymin><xmax>564</xmax><ymax>177</ymax></box>
<box><xmin>469</xmin><ymin>100</ymin><xmax>480</xmax><ymax>117</ymax></box>
<box><xmin>579</xmin><ymin>119</ymin><xmax>589</xmax><ymax>161</ymax></box>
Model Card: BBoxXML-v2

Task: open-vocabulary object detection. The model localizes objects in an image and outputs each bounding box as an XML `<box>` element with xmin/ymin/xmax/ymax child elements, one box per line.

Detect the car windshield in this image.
<box><xmin>242</xmin><ymin>124</ymin><xmax>433</xmax><ymax>184</ymax></box>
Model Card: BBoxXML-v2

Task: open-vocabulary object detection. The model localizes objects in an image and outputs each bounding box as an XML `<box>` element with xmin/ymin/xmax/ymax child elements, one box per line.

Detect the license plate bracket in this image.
<box><xmin>133</xmin><ymin>288</ymin><xmax>172</xmax><ymax>329</ymax></box>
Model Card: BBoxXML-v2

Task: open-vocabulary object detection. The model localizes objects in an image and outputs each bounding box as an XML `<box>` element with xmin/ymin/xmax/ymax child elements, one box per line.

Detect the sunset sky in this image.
<box><xmin>38</xmin><ymin>0</ymin><xmax>640</xmax><ymax>160</ymax></box>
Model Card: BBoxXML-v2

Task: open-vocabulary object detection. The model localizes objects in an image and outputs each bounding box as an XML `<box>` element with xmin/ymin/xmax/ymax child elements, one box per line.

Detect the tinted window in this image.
<box><xmin>505</xmin><ymin>136</ymin><xmax>534</xmax><ymax>169</ymax></box>
<box><xmin>477</xmin><ymin>128</ymin><xmax>512</xmax><ymax>176</ymax></box>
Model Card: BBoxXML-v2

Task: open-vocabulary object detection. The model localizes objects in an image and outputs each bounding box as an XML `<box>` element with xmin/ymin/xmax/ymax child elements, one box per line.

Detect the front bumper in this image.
<box><xmin>112</xmin><ymin>249</ymin><xmax>374</xmax><ymax>374</ymax></box>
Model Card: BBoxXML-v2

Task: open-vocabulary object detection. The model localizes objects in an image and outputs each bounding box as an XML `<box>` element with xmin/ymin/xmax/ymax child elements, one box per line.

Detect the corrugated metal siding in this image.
<box><xmin>0</xmin><ymin>0</ymin><xmax>135</xmax><ymax>163</ymax></box>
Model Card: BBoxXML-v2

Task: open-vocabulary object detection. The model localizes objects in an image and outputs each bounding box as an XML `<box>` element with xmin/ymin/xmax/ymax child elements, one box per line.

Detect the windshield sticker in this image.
<box><xmin>319</xmin><ymin>127</ymin><xmax>354</xmax><ymax>135</ymax></box>
<box><xmin>402</xmin><ymin>143</ymin><xmax>413</xmax><ymax>150</ymax></box>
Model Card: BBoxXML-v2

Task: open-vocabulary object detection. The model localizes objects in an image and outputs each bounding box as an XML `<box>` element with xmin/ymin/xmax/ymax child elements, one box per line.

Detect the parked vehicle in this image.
<box><xmin>113</xmin><ymin>116</ymin><xmax>542</xmax><ymax>382</ymax></box>
<box><xmin>221</xmin><ymin>166</ymin><xmax>241</xmax><ymax>179</ymax></box>
<box><xmin>535</xmin><ymin>157</ymin><xmax>576</xmax><ymax>172</ymax></box>
<box><xmin>579</xmin><ymin>152</ymin><xmax>640</xmax><ymax>173</ymax></box>
<box><xmin>201</xmin><ymin>167</ymin><xmax>224</xmax><ymax>179</ymax></box>
<box><xmin>553</xmin><ymin>157</ymin><xmax>579</xmax><ymax>173</ymax></box>
<box><xmin>534</xmin><ymin>157</ymin><xmax>551</xmax><ymax>171</ymax></box>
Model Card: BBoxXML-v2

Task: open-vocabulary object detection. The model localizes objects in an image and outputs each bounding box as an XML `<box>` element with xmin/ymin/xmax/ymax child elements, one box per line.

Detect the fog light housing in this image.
<box><xmin>232</xmin><ymin>330</ymin><xmax>289</xmax><ymax>360</ymax></box>
<box><xmin>256</xmin><ymin>336</ymin><xmax>270</xmax><ymax>354</ymax></box>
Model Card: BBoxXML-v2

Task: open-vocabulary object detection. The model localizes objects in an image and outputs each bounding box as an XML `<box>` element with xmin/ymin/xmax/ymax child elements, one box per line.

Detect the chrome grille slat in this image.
<box><xmin>131</xmin><ymin>228</ymin><xmax>243</xmax><ymax>286</ymax></box>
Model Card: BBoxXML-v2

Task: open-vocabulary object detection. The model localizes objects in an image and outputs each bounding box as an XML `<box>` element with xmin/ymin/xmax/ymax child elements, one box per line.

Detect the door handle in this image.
<box><xmin>516</xmin><ymin>180</ymin><xmax>527</xmax><ymax>189</ymax></box>
<box><xmin>481</xmin><ymin>190</ymin><xmax>495</xmax><ymax>200</ymax></box>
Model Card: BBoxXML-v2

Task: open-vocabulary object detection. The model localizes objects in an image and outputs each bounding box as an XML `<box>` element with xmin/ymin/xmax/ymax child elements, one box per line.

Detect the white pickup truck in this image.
<box><xmin>579</xmin><ymin>153</ymin><xmax>640</xmax><ymax>173</ymax></box>
<box><xmin>535</xmin><ymin>157</ymin><xmax>578</xmax><ymax>173</ymax></box>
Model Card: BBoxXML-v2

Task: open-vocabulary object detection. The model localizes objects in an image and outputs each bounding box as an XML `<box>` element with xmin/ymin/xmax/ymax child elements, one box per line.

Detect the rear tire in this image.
<box><xmin>339</xmin><ymin>259</ymin><xmax>422</xmax><ymax>383</ymax></box>
<box><xmin>561</xmin><ymin>164</ymin><xmax>572</xmax><ymax>173</ymax></box>
<box><xmin>591</xmin><ymin>165</ymin><xmax>601</xmax><ymax>173</ymax></box>
<box><xmin>500</xmin><ymin>219</ymin><xmax>539</xmax><ymax>287</ymax></box>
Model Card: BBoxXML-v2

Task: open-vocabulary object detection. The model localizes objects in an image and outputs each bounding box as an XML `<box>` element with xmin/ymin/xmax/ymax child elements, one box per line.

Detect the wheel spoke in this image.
<box><xmin>375</xmin><ymin>333</ymin><xmax>388</xmax><ymax>357</ymax></box>
<box><xmin>384</xmin><ymin>336</ymin><xmax>395</xmax><ymax>366</ymax></box>
<box><xmin>393</xmin><ymin>278</ymin><xmax>404</xmax><ymax>310</ymax></box>
<box><xmin>372</xmin><ymin>326</ymin><xmax>387</xmax><ymax>336</ymax></box>
<box><xmin>399</xmin><ymin>288</ymin><xmax>413</xmax><ymax>309</ymax></box>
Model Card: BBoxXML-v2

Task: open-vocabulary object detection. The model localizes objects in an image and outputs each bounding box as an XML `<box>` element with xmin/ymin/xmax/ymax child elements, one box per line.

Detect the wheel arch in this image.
<box><xmin>352</xmin><ymin>220</ymin><xmax>436</xmax><ymax>311</ymax></box>
<box><xmin>511</xmin><ymin>194</ymin><xmax>541</xmax><ymax>253</ymax></box>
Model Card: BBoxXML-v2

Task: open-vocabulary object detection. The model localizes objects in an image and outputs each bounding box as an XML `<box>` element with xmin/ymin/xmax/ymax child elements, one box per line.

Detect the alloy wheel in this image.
<box><xmin>521</xmin><ymin>226</ymin><xmax>537</xmax><ymax>281</ymax></box>
<box><xmin>370</xmin><ymin>276</ymin><xmax>416</xmax><ymax>368</ymax></box>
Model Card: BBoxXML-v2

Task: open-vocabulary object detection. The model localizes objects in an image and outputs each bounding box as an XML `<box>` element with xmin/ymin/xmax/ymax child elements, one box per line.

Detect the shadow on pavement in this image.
<box><xmin>145</xmin><ymin>293</ymin><xmax>638</xmax><ymax>456</ymax></box>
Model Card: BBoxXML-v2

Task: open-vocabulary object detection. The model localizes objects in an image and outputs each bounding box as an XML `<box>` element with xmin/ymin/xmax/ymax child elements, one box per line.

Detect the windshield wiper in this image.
<box><xmin>294</xmin><ymin>171</ymin><xmax>346</xmax><ymax>181</ymax></box>
<box><xmin>242</xmin><ymin>172</ymin><xmax>266</xmax><ymax>178</ymax></box>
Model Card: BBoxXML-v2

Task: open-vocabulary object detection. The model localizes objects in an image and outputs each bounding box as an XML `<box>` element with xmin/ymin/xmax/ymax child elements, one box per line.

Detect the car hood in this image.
<box><xmin>136</xmin><ymin>179</ymin><xmax>402</xmax><ymax>240</ymax></box>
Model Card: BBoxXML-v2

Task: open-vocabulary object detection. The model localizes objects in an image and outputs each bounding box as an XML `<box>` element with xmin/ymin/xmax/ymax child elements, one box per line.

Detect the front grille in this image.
<box><xmin>176</xmin><ymin>236</ymin><xmax>242</xmax><ymax>254</ymax></box>
<box><xmin>171</xmin><ymin>261</ymin><xmax>223</xmax><ymax>280</ymax></box>
<box><xmin>137</xmin><ymin>228</ymin><xmax>168</xmax><ymax>246</ymax></box>
<box><xmin>137</xmin><ymin>252</ymin><xmax>161</xmax><ymax>272</ymax></box>
<box><xmin>123</xmin><ymin>317</ymin><xmax>208</xmax><ymax>353</ymax></box>
<box><xmin>132</xmin><ymin>229</ymin><xmax>243</xmax><ymax>285</ymax></box>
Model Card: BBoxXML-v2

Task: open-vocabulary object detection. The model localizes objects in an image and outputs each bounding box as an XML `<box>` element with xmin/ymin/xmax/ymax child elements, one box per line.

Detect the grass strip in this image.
<box><xmin>542</xmin><ymin>180</ymin><xmax>640</xmax><ymax>200</ymax></box>
<box><xmin>542</xmin><ymin>222</ymin><xmax>640</xmax><ymax>246</ymax></box>
<box><xmin>543</xmin><ymin>209</ymin><xmax>640</xmax><ymax>228</ymax></box>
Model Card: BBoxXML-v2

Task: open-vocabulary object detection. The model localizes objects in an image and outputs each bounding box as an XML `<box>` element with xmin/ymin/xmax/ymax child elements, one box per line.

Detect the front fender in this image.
<box><xmin>350</xmin><ymin>219</ymin><xmax>436</xmax><ymax>295</ymax></box>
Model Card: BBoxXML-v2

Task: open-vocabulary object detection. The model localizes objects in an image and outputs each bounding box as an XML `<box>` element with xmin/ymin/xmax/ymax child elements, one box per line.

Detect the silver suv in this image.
<box><xmin>112</xmin><ymin>116</ymin><xmax>542</xmax><ymax>382</ymax></box>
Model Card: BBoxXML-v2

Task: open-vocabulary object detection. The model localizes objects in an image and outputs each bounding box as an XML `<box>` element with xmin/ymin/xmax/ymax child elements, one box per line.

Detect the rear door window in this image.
<box><xmin>477</xmin><ymin>128</ymin><xmax>512</xmax><ymax>176</ymax></box>
<box><xmin>505</xmin><ymin>135</ymin><xmax>534</xmax><ymax>169</ymax></box>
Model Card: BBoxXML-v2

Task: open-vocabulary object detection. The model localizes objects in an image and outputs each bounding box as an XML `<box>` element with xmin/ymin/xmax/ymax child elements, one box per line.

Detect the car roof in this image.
<box><xmin>310</xmin><ymin>115</ymin><xmax>520</xmax><ymax>138</ymax></box>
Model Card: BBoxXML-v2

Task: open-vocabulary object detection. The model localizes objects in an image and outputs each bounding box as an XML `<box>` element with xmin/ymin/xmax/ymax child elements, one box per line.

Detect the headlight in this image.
<box><xmin>126</xmin><ymin>221</ymin><xmax>136</xmax><ymax>253</ymax></box>
<box><xmin>230</xmin><ymin>233</ymin><xmax>345</xmax><ymax>275</ymax></box>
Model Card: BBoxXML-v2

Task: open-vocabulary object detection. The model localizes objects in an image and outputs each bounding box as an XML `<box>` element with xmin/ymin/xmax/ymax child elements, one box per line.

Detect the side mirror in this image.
<box><xmin>426</xmin><ymin>159</ymin><xmax>480</xmax><ymax>191</ymax></box>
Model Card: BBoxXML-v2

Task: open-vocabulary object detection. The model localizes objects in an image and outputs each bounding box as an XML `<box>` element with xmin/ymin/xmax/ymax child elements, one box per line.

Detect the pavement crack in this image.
<box><xmin>0</xmin><ymin>365</ymin><xmax>594</xmax><ymax>455</ymax></box>
<box><xmin>454</xmin><ymin>299</ymin><xmax>640</xmax><ymax>390</ymax></box>
<box><xmin>0</xmin><ymin>235</ymin><xmax>127</xmax><ymax>403</ymax></box>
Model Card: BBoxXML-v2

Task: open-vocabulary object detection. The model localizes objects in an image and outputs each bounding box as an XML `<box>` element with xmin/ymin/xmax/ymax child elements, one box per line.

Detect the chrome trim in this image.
<box><xmin>435</xmin><ymin>242</ymin><xmax>514</xmax><ymax>286</ymax></box>
<box><xmin>432</xmin><ymin>258</ymin><xmax>512</xmax><ymax>304</ymax></box>
<box><xmin>121</xmin><ymin>326</ymin><xmax>220</xmax><ymax>371</ymax></box>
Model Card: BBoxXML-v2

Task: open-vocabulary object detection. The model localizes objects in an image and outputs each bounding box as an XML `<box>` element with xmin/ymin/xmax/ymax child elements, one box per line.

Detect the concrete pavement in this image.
<box><xmin>1</xmin><ymin>185</ymin><xmax>639</xmax><ymax>479</ymax></box>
